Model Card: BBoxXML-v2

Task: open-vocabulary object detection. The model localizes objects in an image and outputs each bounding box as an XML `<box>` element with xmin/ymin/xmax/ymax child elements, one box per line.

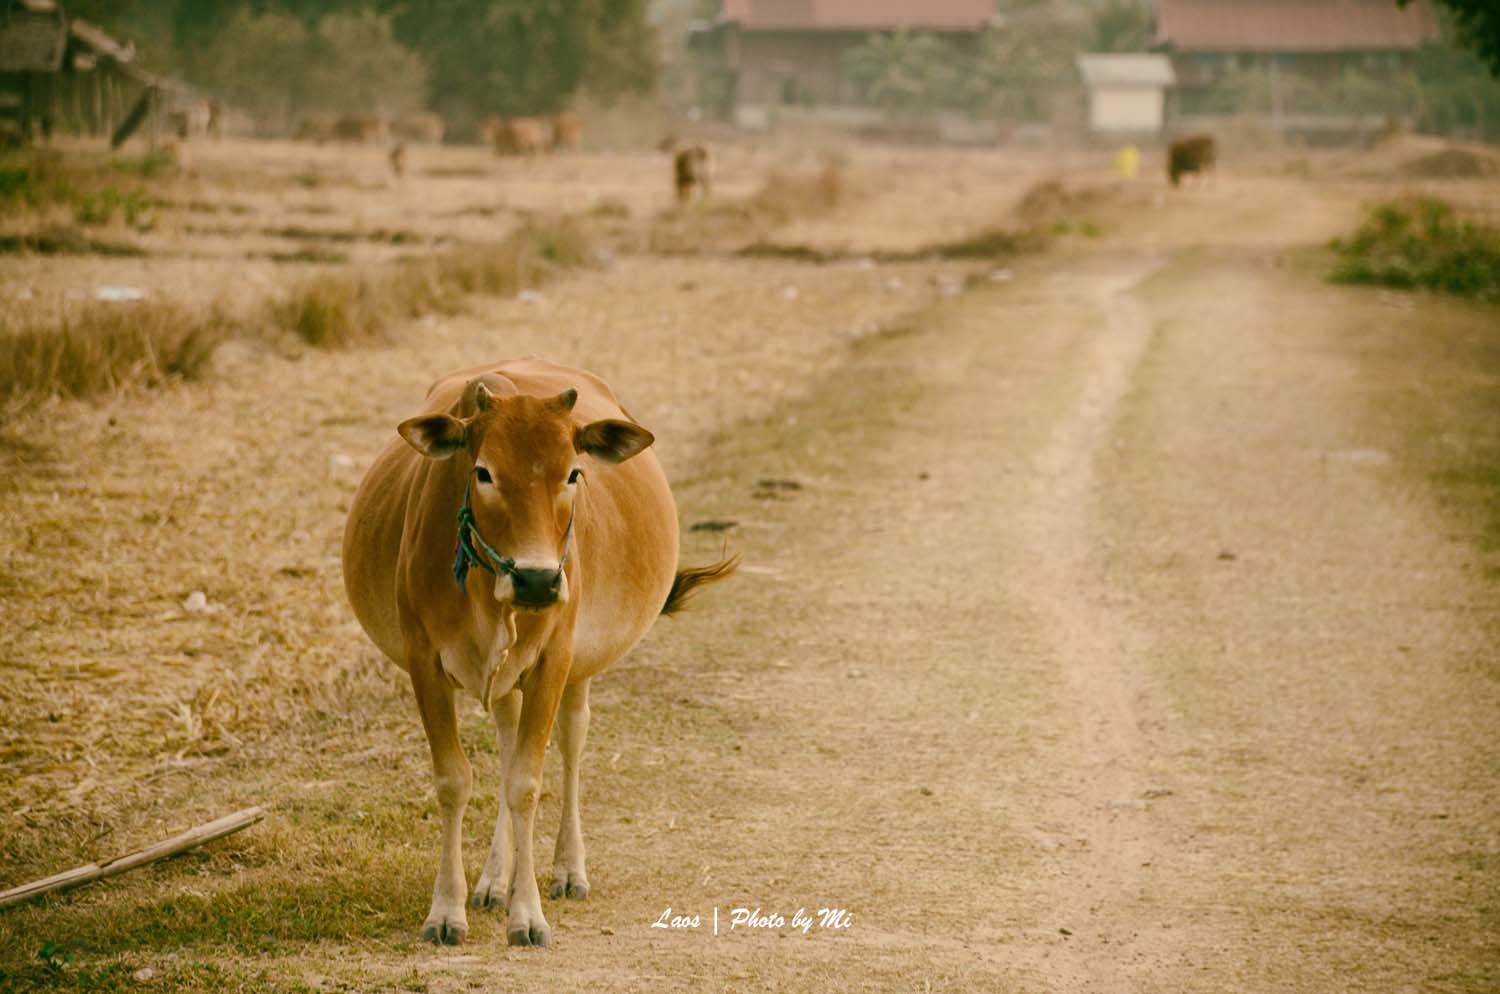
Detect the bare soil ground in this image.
<box><xmin>1</xmin><ymin>139</ymin><xmax>1496</xmax><ymax>993</ymax></box>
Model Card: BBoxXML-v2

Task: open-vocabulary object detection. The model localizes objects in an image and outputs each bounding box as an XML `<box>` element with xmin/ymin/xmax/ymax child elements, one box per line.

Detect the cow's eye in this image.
<box><xmin>475</xmin><ymin>467</ymin><xmax>493</xmax><ymax>484</ymax></box>
<box><xmin>567</xmin><ymin>468</ymin><xmax>582</xmax><ymax>485</ymax></box>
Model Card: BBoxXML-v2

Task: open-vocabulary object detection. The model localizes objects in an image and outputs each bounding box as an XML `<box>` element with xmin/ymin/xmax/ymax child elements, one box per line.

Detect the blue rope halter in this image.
<box><xmin>453</xmin><ymin>469</ymin><xmax>577</xmax><ymax>591</ymax></box>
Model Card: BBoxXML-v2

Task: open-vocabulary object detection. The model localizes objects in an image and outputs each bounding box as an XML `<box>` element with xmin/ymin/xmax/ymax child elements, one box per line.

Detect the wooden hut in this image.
<box><xmin>1</xmin><ymin>0</ymin><xmax>192</xmax><ymax>147</ymax></box>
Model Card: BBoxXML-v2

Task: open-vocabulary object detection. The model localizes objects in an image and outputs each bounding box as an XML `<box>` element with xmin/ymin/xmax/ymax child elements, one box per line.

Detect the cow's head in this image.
<box><xmin>397</xmin><ymin>383</ymin><xmax>654</xmax><ymax>609</ymax></box>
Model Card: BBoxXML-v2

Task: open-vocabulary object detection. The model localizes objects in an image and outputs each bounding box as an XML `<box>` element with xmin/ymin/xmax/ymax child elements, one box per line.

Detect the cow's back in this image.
<box><xmin>343</xmin><ymin>430</ymin><xmax>428</xmax><ymax>664</ymax></box>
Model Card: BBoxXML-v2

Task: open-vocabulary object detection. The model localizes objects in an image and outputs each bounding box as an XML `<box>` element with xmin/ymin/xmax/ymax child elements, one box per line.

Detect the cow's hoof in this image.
<box><xmin>507</xmin><ymin>917</ymin><xmax>551</xmax><ymax>947</ymax></box>
<box><xmin>548</xmin><ymin>875</ymin><xmax>589</xmax><ymax>900</ymax></box>
<box><xmin>421</xmin><ymin>918</ymin><xmax>467</xmax><ymax>945</ymax></box>
<box><xmin>470</xmin><ymin>878</ymin><xmax>506</xmax><ymax>910</ymax></box>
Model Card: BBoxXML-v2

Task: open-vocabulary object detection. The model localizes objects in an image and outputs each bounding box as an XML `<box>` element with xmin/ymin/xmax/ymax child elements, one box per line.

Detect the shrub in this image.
<box><xmin>109</xmin><ymin>151</ymin><xmax>177</xmax><ymax>179</ymax></box>
<box><xmin>71</xmin><ymin>187</ymin><xmax>154</xmax><ymax>227</ymax></box>
<box><xmin>0</xmin><ymin>149</ymin><xmax>156</xmax><ymax>227</ymax></box>
<box><xmin>0</xmin><ymin>302</ymin><xmax>226</xmax><ymax>402</ymax></box>
<box><xmin>1331</xmin><ymin>197</ymin><xmax>1500</xmax><ymax>299</ymax></box>
<box><xmin>747</xmin><ymin>164</ymin><xmax>846</xmax><ymax>222</ymax></box>
<box><xmin>273</xmin><ymin>274</ymin><xmax>382</xmax><ymax>348</ymax></box>
<box><xmin>273</xmin><ymin>217</ymin><xmax>592</xmax><ymax>347</ymax></box>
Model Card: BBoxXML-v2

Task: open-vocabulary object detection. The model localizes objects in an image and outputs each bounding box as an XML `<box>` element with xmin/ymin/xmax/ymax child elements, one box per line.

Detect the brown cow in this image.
<box><xmin>1168</xmin><ymin>134</ymin><xmax>1216</xmax><ymax>187</ymax></box>
<box><xmin>334</xmin><ymin>114</ymin><xmax>389</xmax><ymax>145</ymax></box>
<box><xmin>550</xmin><ymin>111</ymin><xmax>582</xmax><ymax>150</ymax></box>
<box><xmin>342</xmin><ymin>358</ymin><xmax>735</xmax><ymax>947</ymax></box>
<box><xmin>487</xmin><ymin>116</ymin><xmax>551</xmax><ymax>156</ymax></box>
<box><xmin>393</xmin><ymin>110</ymin><xmax>445</xmax><ymax>144</ymax></box>
<box><xmin>294</xmin><ymin>111</ymin><xmax>338</xmax><ymax>143</ymax></box>
<box><xmin>674</xmin><ymin>144</ymin><xmax>711</xmax><ymax>203</ymax></box>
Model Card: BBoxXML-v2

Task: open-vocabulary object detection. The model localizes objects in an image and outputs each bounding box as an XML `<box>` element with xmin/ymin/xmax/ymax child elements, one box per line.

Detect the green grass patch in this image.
<box><xmin>0</xmin><ymin>226</ymin><xmax>145</xmax><ymax>257</ymax></box>
<box><xmin>928</xmin><ymin>225</ymin><xmax>1047</xmax><ymax>260</ymax></box>
<box><xmin>71</xmin><ymin>188</ymin><xmax>154</xmax><ymax>227</ymax></box>
<box><xmin>0</xmin><ymin>788</ymin><xmax>438</xmax><ymax>967</ymax></box>
<box><xmin>1330</xmin><ymin>197</ymin><xmax>1500</xmax><ymax>300</ymax></box>
<box><xmin>109</xmin><ymin>151</ymin><xmax>177</xmax><ymax>179</ymax></box>
<box><xmin>0</xmin><ymin>959</ymin><xmax>283</xmax><ymax>994</ymax></box>
<box><xmin>0</xmin><ymin>149</ymin><xmax>158</xmax><ymax>228</ymax></box>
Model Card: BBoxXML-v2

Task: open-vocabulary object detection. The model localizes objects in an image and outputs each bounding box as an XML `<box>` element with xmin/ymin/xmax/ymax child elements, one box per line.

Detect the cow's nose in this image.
<box><xmin>511</xmin><ymin>566</ymin><xmax>561</xmax><ymax>607</ymax></box>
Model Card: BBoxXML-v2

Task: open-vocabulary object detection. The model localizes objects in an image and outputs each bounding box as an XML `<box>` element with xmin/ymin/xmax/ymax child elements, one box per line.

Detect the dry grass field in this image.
<box><xmin>1</xmin><ymin>133</ymin><xmax>1497</xmax><ymax>993</ymax></box>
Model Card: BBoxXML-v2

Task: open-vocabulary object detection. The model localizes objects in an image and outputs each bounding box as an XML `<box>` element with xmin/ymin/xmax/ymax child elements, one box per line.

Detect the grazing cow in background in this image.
<box><xmin>550</xmin><ymin>112</ymin><xmax>582</xmax><ymax>151</ymax></box>
<box><xmin>487</xmin><ymin>117</ymin><xmax>551</xmax><ymax>156</ymax></box>
<box><xmin>674</xmin><ymin>144</ymin><xmax>710</xmax><ymax>203</ymax></box>
<box><xmin>1168</xmin><ymin>134</ymin><xmax>1216</xmax><ymax>187</ymax></box>
<box><xmin>294</xmin><ymin>112</ymin><xmax>338</xmax><ymax>143</ymax></box>
<box><xmin>394</xmin><ymin>111</ymin><xmax>445</xmax><ymax>144</ymax></box>
<box><xmin>389</xmin><ymin>141</ymin><xmax>407</xmax><ymax>179</ymax></box>
<box><xmin>342</xmin><ymin>358</ymin><xmax>736</xmax><ymax>947</ymax></box>
<box><xmin>335</xmin><ymin>114</ymin><xmax>389</xmax><ymax>145</ymax></box>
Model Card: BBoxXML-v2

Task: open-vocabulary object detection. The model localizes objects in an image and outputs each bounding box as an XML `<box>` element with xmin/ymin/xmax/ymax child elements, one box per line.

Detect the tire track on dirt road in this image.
<box><xmin>1003</xmin><ymin>256</ymin><xmax>1174</xmax><ymax>994</ymax></box>
<box><xmin>619</xmin><ymin>247</ymin><xmax>1187</xmax><ymax>993</ymax></box>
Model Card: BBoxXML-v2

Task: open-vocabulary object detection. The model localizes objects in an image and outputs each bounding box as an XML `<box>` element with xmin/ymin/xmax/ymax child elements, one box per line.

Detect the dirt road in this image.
<box><xmin>645</xmin><ymin>214</ymin><xmax>1497</xmax><ymax>992</ymax></box>
<box><xmin>2</xmin><ymin>170</ymin><xmax>1496</xmax><ymax>993</ymax></box>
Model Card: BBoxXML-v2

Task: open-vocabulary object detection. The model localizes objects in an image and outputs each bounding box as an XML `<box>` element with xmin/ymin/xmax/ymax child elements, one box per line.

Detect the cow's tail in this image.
<box><xmin>661</xmin><ymin>553</ymin><xmax>740</xmax><ymax>617</ymax></box>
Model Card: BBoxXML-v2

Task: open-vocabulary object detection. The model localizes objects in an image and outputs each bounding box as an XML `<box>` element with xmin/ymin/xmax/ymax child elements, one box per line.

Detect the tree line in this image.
<box><xmin>59</xmin><ymin>0</ymin><xmax>656</xmax><ymax>138</ymax></box>
<box><xmin>824</xmin><ymin>1</ymin><xmax>1498</xmax><ymax>139</ymax></box>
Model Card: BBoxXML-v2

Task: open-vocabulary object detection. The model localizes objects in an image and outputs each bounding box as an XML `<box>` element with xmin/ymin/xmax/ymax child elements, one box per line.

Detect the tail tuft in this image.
<box><xmin>661</xmin><ymin>554</ymin><xmax>740</xmax><ymax>617</ymax></box>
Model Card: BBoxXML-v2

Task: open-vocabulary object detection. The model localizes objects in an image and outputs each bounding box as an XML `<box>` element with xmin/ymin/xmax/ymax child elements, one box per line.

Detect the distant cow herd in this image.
<box><xmin>289</xmin><ymin>110</ymin><xmax>579</xmax><ymax>158</ymax></box>
<box><xmin>293</xmin><ymin>111</ymin><xmax>445</xmax><ymax>146</ymax></box>
<box><xmin>286</xmin><ymin>109</ymin><xmax>716</xmax><ymax>201</ymax></box>
<box><xmin>479</xmin><ymin>114</ymin><xmax>577</xmax><ymax>156</ymax></box>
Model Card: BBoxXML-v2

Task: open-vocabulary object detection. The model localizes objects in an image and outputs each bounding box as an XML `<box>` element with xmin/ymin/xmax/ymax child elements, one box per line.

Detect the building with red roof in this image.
<box><xmin>694</xmin><ymin>0</ymin><xmax>996</xmax><ymax>123</ymax></box>
<box><xmin>1153</xmin><ymin>0</ymin><xmax>1441</xmax><ymax>126</ymax></box>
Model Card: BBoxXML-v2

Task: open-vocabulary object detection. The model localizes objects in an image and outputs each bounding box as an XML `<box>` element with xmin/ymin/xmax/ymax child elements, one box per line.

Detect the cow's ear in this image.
<box><xmin>575</xmin><ymin>419</ymin><xmax>654</xmax><ymax>464</ymax></box>
<box><xmin>398</xmin><ymin>414</ymin><xmax>467</xmax><ymax>459</ymax></box>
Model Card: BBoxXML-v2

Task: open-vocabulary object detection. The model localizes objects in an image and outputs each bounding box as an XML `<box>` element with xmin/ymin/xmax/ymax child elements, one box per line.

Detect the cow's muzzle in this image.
<box><xmin>453</xmin><ymin>469</ymin><xmax>577</xmax><ymax>599</ymax></box>
<box><xmin>511</xmin><ymin>566</ymin><xmax>563</xmax><ymax>608</ymax></box>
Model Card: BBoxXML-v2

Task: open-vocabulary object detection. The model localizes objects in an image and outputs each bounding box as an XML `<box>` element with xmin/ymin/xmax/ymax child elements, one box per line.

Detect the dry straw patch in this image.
<box><xmin>0</xmin><ymin>302</ymin><xmax>227</xmax><ymax>404</ymax></box>
<box><xmin>643</xmin><ymin>160</ymin><xmax>856</xmax><ymax>255</ymax></box>
<box><xmin>0</xmin><ymin>217</ymin><xmax>595</xmax><ymax>401</ymax></box>
<box><xmin>274</xmin><ymin>217</ymin><xmax>593</xmax><ymax>347</ymax></box>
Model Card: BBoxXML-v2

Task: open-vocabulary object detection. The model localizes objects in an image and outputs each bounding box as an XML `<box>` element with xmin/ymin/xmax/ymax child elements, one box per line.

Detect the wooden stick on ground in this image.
<box><xmin>0</xmin><ymin>806</ymin><xmax>264</xmax><ymax>911</ymax></box>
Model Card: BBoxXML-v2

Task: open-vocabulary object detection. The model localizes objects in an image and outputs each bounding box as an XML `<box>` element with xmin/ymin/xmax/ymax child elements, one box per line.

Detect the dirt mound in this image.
<box><xmin>1398</xmin><ymin>146</ymin><xmax>1500</xmax><ymax>178</ymax></box>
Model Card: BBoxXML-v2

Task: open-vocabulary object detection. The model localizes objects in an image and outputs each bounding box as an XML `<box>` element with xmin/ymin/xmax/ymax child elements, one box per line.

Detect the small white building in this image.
<box><xmin>1076</xmin><ymin>54</ymin><xmax>1176</xmax><ymax>133</ymax></box>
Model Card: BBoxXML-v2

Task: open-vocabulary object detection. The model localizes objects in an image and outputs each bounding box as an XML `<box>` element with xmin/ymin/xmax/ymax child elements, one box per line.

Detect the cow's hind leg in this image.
<box><xmin>549</xmin><ymin>679</ymin><xmax>591</xmax><ymax>900</ymax></box>
<box><xmin>472</xmin><ymin>688</ymin><xmax>521</xmax><ymax>910</ymax></box>
<box><xmin>411</xmin><ymin>654</ymin><xmax>471</xmax><ymax>944</ymax></box>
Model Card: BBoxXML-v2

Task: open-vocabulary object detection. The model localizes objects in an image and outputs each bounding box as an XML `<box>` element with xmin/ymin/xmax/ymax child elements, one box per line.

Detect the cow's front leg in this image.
<box><xmin>472</xmin><ymin>688</ymin><xmax>521</xmax><ymax>910</ymax></box>
<box><xmin>549</xmin><ymin>678</ymin><xmax>591</xmax><ymax>900</ymax></box>
<box><xmin>505</xmin><ymin>651</ymin><xmax>570</xmax><ymax>946</ymax></box>
<box><xmin>411</xmin><ymin>654</ymin><xmax>471</xmax><ymax>944</ymax></box>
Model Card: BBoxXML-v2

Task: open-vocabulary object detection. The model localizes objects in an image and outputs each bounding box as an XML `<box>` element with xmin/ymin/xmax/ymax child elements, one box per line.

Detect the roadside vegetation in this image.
<box><xmin>1</xmin><ymin>217</ymin><xmax>593</xmax><ymax>402</ymax></box>
<box><xmin>1330</xmin><ymin>196</ymin><xmax>1500</xmax><ymax>300</ymax></box>
<box><xmin>0</xmin><ymin>149</ymin><xmax>163</xmax><ymax>230</ymax></box>
<box><xmin>0</xmin><ymin>148</ymin><xmax>890</xmax><ymax>403</ymax></box>
<box><xmin>0</xmin><ymin>302</ymin><xmax>227</xmax><ymax>403</ymax></box>
<box><xmin>274</xmin><ymin>218</ymin><xmax>592</xmax><ymax>348</ymax></box>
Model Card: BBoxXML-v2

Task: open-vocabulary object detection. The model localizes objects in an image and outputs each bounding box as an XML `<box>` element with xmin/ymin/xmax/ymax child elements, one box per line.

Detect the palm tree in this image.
<box><xmin>841</xmin><ymin>30</ymin><xmax>956</xmax><ymax>117</ymax></box>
